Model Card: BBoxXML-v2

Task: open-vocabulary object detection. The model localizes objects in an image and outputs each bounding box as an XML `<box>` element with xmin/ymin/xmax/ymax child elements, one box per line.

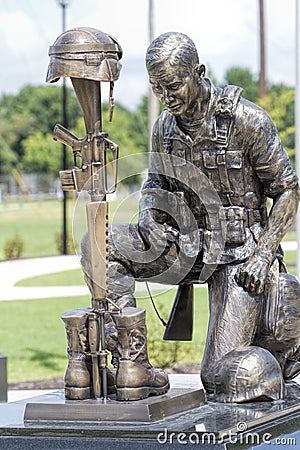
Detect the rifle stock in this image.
<box><xmin>163</xmin><ymin>284</ymin><xmax>194</xmax><ymax>341</ymax></box>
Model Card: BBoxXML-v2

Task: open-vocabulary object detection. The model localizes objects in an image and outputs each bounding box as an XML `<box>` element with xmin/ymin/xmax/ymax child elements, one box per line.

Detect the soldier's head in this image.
<box><xmin>145</xmin><ymin>32</ymin><xmax>206</xmax><ymax>117</ymax></box>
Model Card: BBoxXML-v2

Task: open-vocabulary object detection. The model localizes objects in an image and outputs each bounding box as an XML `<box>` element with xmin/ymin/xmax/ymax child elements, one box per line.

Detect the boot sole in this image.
<box><xmin>65</xmin><ymin>386</ymin><xmax>91</xmax><ymax>400</ymax></box>
<box><xmin>116</xmin><ymin>382</ymin><xmax>170</xmax><ymax>401</ymax></box>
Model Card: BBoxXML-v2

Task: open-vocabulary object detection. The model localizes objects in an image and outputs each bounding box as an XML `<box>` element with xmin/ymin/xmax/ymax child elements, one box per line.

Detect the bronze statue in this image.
<box><xmin>82</xmin><ymin>31</ymin><xmax>300</xmax><ymax>403</ymax></box>
<box><xmin>48</xmin><ymin>29</ymin><xmax>300</xmax><ymax>404</ymax></box>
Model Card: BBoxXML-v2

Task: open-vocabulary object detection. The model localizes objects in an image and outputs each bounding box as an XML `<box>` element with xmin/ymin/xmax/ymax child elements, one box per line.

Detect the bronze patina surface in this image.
<box><xmin>48</xmin><ymin>29</ymin><xmax>300</xmax><ymax>405</ymax></box>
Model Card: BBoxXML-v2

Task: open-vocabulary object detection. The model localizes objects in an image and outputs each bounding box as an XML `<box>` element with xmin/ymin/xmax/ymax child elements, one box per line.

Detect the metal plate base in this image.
<box><xmin>24</xmin><ymin>386</ymin><xmax>206</xmax><ymax>423</ymax></box>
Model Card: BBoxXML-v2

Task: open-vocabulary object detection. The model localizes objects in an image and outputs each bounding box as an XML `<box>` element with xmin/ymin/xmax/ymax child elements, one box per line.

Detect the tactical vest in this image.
<box><xmin>156</xmin><ymin>84</ymin><xmax>267</xmax><ymax>246</ymax></box>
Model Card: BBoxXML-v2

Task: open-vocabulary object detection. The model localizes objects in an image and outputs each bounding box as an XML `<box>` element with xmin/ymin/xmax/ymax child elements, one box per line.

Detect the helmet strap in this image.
<box><xmin>109</xmin><ymin>81</ymin><xmax>115</xmax><ymax>122</ymax></box>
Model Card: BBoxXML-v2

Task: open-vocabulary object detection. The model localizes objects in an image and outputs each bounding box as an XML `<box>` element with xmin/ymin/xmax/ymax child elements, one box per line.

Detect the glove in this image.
<box><xmin>138</xmin><ymin>211</ymin><xmax>177</xmax><ymax>253</ymax></box>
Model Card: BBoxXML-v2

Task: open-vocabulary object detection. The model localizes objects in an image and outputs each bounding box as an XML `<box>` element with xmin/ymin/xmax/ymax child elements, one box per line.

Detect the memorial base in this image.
<box><xmin>24</xmin><ymin>384</ymin><xmax>205</xmax><ymax>423</ymax></box>
<box><xmin>0</xmin><ymin>375</ymin><xmax>299</xmax><ymax>449</ymax></box>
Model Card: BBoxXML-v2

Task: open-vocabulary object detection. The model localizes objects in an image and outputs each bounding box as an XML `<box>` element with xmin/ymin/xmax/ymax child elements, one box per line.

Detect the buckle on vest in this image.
<box><xmin>216</xmin><ymin>153</ymin><xmax>226</xmax><ymax>165</ymax></box>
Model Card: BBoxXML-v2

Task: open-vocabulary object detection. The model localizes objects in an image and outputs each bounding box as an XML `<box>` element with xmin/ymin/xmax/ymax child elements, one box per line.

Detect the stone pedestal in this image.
<box><xmin>0</xmin><ymin>375</ymin><xmax>299</xmax><ymax>449</ymax></box>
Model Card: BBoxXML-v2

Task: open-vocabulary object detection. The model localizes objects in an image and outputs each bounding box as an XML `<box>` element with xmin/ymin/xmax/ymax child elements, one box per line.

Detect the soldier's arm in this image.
<box><xmin>236</xmin><ymin>107</ymin><xmax>299</xmax><ymax>294</ymax></box>
<box><xmin>138</xmin><ymin>116</ymin><xmax>177</xmax><ymax>250</ymax></box>
<box><xmin>236</xmin><ymin>185</ymin><xmax>299</xmax><ymax>294</ymax></box>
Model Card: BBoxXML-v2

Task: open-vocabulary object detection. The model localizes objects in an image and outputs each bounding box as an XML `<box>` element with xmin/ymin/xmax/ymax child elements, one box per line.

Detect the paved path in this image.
<box><xmin>0</xmin><ymin>241</ymin><xmax>297</xmax><ymax>301</ymax></box>
<box><xmin>0</xmin><ymin>254</ymin><xmax>173</xmax><ymax>301</ymax></box>
<box><xmin>0</xmin><ymin>255</ymin><xmax>88</xmax><ymax>301</ymax></box>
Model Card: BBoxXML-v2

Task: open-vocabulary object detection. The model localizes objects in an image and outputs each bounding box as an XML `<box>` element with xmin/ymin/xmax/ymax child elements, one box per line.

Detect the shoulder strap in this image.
<box><xmin>215</xmin><ymin>84</ymin><xmax>243</xmax><ymax>147</ymax></box>
<box><xmin>214</xmin><ymin>85</ymin><xmax>243</xmax><ymax>201</ymax></box>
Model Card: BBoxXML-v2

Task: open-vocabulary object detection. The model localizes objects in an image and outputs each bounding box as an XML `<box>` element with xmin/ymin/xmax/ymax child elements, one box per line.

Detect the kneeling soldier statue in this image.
<box><xmin>48</xmin><ymin>29</ymin><xmax>300</xmax><ymax>403</ymax></box>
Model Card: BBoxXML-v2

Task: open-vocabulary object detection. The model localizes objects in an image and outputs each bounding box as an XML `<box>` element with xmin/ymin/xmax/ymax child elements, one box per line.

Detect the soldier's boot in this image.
<box><xmin>62</xmin><ymin>308</ymin><xmax>117</xmax><ymax>399</ymax></box>
<box><xmin>61</xmin><ymin>308</ymin><xmax>92</xmax><ymax>400</ymax></box>
<box><xmin>112</xmin><ymin>306</ymin><xmax>170</xmax><ymax>401</ymax></box>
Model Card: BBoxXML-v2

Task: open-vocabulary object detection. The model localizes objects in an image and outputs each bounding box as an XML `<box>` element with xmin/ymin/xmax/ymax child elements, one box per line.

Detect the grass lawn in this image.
<box><xmin>0</xmin><ymin>288</ymin><xmax>208</xmax><ymax>383</ymax></box>
<box><xmin>0</xmin><ymin>196</ymin><xmax>140</xmax><ymax>260</ymax></box>
<box><xmin>15</xmin><ymin>269</ymin><xmax>85</xmax><ymax>287</ymax></box>
<box><xmin>0</xmin><ymin>296</ymin><xmax>90</xmax><ymax>383</ymax></box>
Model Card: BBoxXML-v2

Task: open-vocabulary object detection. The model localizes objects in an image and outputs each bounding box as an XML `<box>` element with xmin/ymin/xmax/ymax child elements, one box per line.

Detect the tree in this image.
<box><xmin>0</xmin><ymin>85</ymin><xmax>81</xmax><ymax>174</ymax></box>
<box><xmin>21</xmin><ymin>131</ymin><xmax>73</xmax><ymax>175</ymax></box>
<box><xmin>257</xmin><ymin>87</ymin><xmax>295</xmax><ymax>164</ymax></box>
<box><xmin>224</xmin><ymin>67</ymin><xmax>259</xmax><ymax>102</ymax></box>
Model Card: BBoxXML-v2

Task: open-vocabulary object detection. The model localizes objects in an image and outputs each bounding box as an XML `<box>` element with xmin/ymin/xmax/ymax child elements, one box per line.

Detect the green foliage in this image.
<box><xmin>21</xmin><ymin>131</ymin><xmax>73</xmax><ymax>175</ymax></box>
<box><xmin>224</xmin><ymin>67</ymin><xmax>259</xmax><ymax>102</ymax></box>
<box><xmin>257</xmin><ymin>88</ymin><xmax>295</xmax><ymax>164</ymax></box>
<box><xmin>0</xmin><ymin>71</ymin><xmax>296</xmax><ymax>177</ymax></box>
<box><xmin>3</xmin><ymin>234</ymin><xmax>24</xmax><ymax>259</ymax></box>
<box><xmin>0</xmin><ymin>133</ymin><xmax>17</xmax><ymax>174</ymax></box>
<box><xmin>0</xmin><ymin>84</ymin><xmax>81</xmax><ymax>175</ymax></box>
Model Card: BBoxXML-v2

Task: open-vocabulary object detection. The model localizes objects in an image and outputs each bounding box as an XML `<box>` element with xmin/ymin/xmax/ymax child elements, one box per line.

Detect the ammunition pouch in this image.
<box><xmin>223</xmin><ymin>206</ymin><xmax>246</xmax><ymax>245</ymax></box>
<box><xmin>205</xmin><ymin>206</ymin><xmax>267</xmax><ymax>246</ymax></box>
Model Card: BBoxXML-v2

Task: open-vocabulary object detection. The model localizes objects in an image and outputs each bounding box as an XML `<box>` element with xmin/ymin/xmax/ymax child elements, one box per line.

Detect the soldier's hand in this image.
<box><xmin>139</xmin><ymin>215</ymin><xmax>177</xmax><ymax>253</ymax></box>
<box><xmin>235</xmin><ymin>255</ymin><xmax>270</xmax><ymax>295</ymax></box>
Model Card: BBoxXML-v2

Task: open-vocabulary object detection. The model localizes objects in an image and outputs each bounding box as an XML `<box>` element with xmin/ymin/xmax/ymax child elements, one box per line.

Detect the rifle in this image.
<box><xmin>163</xmin><ymin>191</ymin><xmax>196</xmax><ymax>341</ymax></box>
<box><xmin>163</xmin><ymin>284</ymin><xmax>194</xmax><ymax>341</ymax></box>
<box><xmin>54</xmin><ymin>77</ymin><xmax>119</xmax><ymax>400</ymax></box>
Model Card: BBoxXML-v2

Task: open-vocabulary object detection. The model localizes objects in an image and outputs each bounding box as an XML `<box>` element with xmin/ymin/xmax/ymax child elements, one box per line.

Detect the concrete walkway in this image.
<box><xmin>0</xmin><ymin>255</ymin><xmax>89</xmax><ymax>301</ymax></box>
<box><xmin>0</xmin><ymin>254</ymin><xmax>173</xmax><ymax>301</ymax></box>
<box><xmin>0</xmin><ymin>241</ymin><xmax>297</xmax><ymax>301</ymax></box>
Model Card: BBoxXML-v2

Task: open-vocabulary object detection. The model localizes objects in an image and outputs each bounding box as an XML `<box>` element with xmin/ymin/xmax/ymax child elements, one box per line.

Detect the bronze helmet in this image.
<box><xmin>213</xmin><ymin>346</ymin><xmax>285</xmax><ymax>402</ymax></box>
<box><xmin>46</xmin><ymin>27</ymin><xmax>122</xmax><ymax>83</ymax></box>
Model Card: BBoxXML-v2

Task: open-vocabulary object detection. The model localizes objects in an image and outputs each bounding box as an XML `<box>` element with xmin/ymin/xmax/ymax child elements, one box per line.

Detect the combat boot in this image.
<box><xmin>61</xmin><ymin>308</ymin><xmax>92</xmax><ymax>400</ymax></box>
<box><xmin>112</xmin><ymin>306</ymin><xmax>170</xmax><ymax>401</ymax></box>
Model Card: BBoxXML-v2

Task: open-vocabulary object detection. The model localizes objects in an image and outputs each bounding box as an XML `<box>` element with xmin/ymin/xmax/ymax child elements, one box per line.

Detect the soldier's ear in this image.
<box><xmin>195</xmin><ymin>64</ymin><xmax>206</xmax><ymax>80</ymax></box>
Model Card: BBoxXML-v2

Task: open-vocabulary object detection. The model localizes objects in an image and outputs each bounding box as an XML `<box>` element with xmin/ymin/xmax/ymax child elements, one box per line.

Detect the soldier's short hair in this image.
<box><xmin>146</xmin><ymin>32</ymin><xmax>199</xmax><ymax>74</ymax></box>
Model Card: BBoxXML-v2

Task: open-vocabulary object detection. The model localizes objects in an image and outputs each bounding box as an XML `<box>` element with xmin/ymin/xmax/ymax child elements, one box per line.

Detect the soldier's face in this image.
<box><xmin>149</xmin><ymin>64</ymin><xmax>200</xmax><ymax>117</ymax></box>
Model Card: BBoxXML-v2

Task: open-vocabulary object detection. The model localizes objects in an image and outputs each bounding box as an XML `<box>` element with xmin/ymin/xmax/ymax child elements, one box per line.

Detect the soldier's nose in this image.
<box><xmin>164</xmin><ymin>93</ymin><xmax>175</xmax><ymax>105</ymax></box>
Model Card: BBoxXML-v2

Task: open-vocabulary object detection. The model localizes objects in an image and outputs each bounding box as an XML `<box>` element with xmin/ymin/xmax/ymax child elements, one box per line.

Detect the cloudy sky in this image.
<box><xmin>0</xmin><ymin>0</ymin><xmax>296</xmax><ymax>109</ymax></box>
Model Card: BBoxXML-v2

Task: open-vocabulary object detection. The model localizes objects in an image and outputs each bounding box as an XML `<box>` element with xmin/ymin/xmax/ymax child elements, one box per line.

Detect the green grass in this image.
<box><xmin>0</xmin><ymin>296</ymin><xmax>90</xmax><ymax>383</ymax></box>
<box><xmin>15</xmin><ymin>269</ymin><xmax>85</xmax><ymax>287</ymax></box>
<box><xmin>0</xmin><ymin>200</ymin><xmax>67</xmax><ymax>259</ymax></box>
<box><xmin>0</xmin><ymin>196</ymin><xmax>140</xmax><ymax>260</ymax></box>
<box><xmin>0</xmin><ymin>288</ymin><xmax>208</xmax><ymax>383</ymax></box>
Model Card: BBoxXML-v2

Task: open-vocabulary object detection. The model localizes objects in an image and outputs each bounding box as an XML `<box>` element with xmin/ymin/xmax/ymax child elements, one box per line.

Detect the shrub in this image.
<box><xmin>3</xmin><ymin>234</ymin><xmax>25</xmax><ymax>259</ymax></box>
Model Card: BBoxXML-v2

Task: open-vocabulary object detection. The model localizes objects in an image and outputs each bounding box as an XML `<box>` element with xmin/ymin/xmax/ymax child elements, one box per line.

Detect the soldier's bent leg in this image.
<box><xmin>200</xmin><ymin>263</ymin><xmax>284</xmax><ymax>402</ymax></box>
<box><xmin>81</xmin><ymin>223</ymin><xmax>170</xmax><ymax>399</ymax></box>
